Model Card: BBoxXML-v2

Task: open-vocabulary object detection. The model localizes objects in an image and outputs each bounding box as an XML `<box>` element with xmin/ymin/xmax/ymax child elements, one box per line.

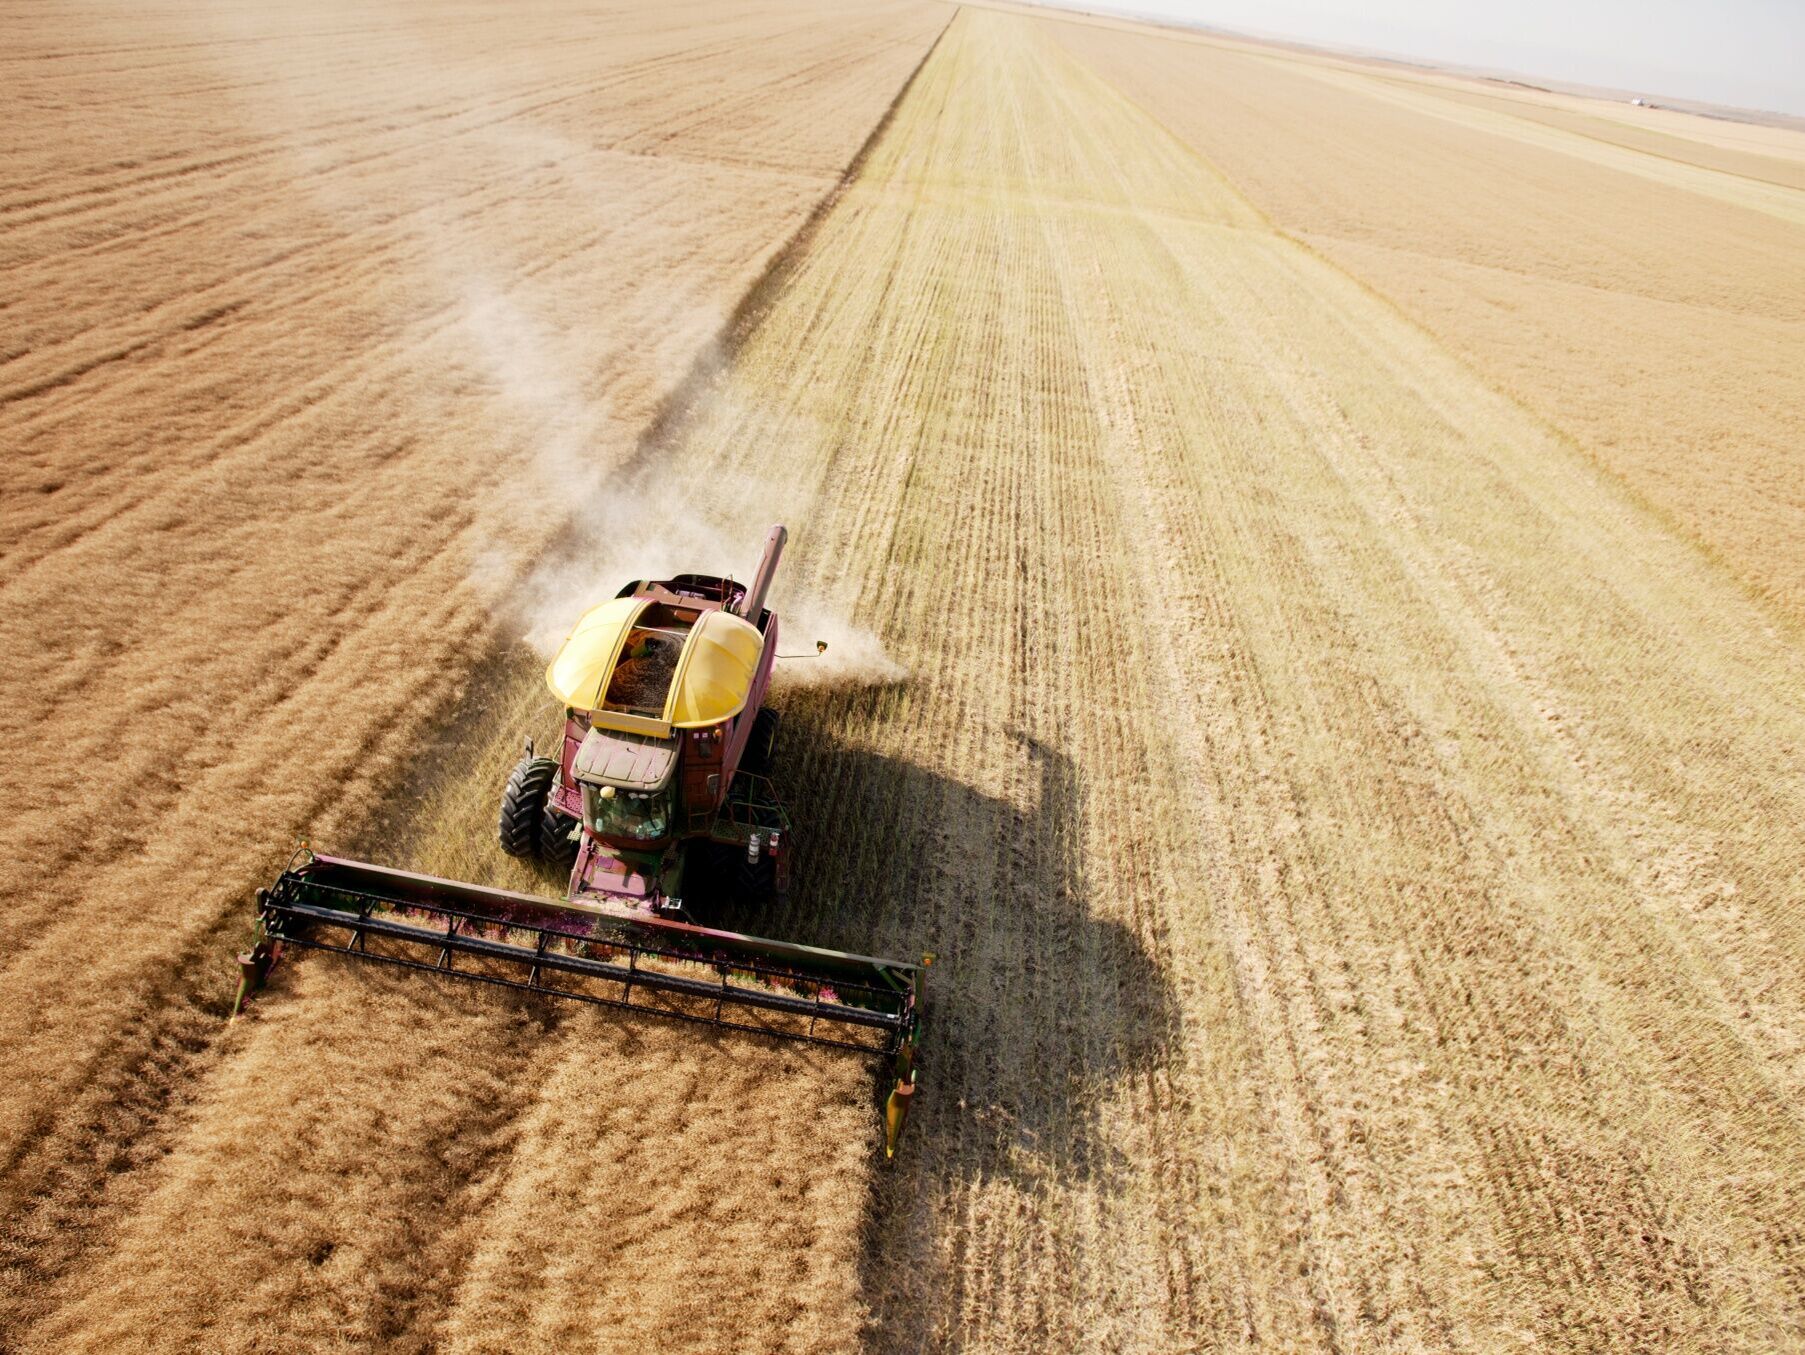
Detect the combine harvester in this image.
<box><xmin>234</xmin><ymin>527</ymin><xmax>927</xmax><ymax>1155</ymax></box>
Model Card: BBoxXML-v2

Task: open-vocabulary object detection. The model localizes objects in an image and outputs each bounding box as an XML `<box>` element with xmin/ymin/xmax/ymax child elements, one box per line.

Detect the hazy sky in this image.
<box><xmin>1043</xmin><ymin>0</ymin><xmax>1805</xmax><ymax>115</ymax></box>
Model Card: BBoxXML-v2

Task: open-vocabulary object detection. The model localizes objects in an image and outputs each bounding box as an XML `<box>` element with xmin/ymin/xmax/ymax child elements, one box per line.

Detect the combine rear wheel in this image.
<box><xmin>499</xmin><ymin>748</ymin><xmax>557</xmax><ymax>859</ymax></box>
<box><xmin>742</xmin><ymin>706</ymin><xmax>780</xmax><ymax>776</ymax></box>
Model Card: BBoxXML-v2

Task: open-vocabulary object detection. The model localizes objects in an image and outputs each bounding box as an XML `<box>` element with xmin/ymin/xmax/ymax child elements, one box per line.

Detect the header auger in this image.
<box><xmin>235</xmin><ymin>526</ymin><xmax>928</xmax><ymax>1157</ymax></box>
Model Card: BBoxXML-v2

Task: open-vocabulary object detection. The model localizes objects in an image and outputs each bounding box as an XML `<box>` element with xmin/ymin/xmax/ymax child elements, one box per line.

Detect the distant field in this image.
<box><xmin>1056</xmin><ymin>15</ymin><xmax>1805</xmax><ymax>618</ymax></box>
<box><xmin>4</xmin><ymin>3</ymin><xmax>1803</xmax><ymax>1352</ymax></box>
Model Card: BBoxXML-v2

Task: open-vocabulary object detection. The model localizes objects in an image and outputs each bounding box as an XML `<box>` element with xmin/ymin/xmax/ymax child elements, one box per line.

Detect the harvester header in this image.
<box><xmin>235</xmin><ymin>526</ymin><xmax>927</xmax><ymax>1156</ymax></box>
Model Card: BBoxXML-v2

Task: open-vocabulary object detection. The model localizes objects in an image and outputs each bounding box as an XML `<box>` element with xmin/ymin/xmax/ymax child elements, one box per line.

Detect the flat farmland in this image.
<box><xmin>1053</xmin><ymin>12</ymin><xmax>1805</xmax><ymax>617</ymax></box>
<box><xmin>4</xmin><ymin>3</ymin><xmax>1804</xmax><ymax>1353</ymax></box>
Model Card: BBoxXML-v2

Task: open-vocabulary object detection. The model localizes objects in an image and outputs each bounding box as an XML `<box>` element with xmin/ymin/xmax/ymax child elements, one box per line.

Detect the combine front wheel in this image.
<box><xmin>499</xmin><ymin>746</ymin><xmax>557</xmax><ymax>859</ymax></box>
<box><xmin>539</xmin><ymin>801</ymin><xmax>579</xmax><ymax>870</ymax></box>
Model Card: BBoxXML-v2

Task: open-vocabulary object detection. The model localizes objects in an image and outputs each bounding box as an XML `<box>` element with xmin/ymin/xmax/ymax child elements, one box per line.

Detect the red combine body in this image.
<box><xmin>503</xmin><ymin>526</ymin><xmax>795</xmax><ymax>917</ymax></box>
<box><xmin>234</xmin><ymin>526</ymin><xmax>927</xmax><ymax>1156</ymax></box>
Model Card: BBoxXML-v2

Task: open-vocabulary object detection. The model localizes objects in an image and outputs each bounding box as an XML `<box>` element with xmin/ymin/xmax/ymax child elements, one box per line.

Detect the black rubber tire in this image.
<box><xmin>682</xmin><ymin>840</ymin><xmax>741</xmax><ymax>907</ymax></box>
<box><xmin>498</xmin><ymin>755</ymin><xmax>557</xmax><ymax>858</ymax></box>
<box><xmin>741</xmin><ymin>706</ymin><xmax>780</xmax><ymax>777</ymax></box>
<box><xmin>735</xmin><ymin>851</ymin><xmax>777</xmax><ymax>907</ymax></box>
<box><xmin>539</xmin><ymin>798</ymin><xmax>580</xmax><ymax>871</ymax></box>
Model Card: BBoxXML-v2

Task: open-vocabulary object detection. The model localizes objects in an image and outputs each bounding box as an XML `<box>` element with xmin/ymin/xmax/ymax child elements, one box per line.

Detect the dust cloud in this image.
<box><xmin>449</xmin><ymin>279</ymin><xmax>908</xmax><ymax>692</ymax></box>
<box><xmin>511</xmin><ymin>463</ymin><xmax>911</xmax><ymax>693</ymax></box>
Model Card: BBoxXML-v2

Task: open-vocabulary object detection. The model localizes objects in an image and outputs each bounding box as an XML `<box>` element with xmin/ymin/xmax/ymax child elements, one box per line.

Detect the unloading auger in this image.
<box><xmin>234</xmin><ymin>526</ymin><xmax>928</xmax><ymax>1156</ymax></box>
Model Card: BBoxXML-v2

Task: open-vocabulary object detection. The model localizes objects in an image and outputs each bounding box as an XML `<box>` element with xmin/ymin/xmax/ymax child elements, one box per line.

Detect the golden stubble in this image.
<box><xmin>1052</xmin><ymin>16</ymin><xmax>1805</xmax><ymax>619</ymax></box>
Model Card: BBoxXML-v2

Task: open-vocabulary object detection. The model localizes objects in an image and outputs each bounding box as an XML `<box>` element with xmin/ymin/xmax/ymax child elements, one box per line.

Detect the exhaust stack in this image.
<box><xmin>737</xmin><ymin>525</ymin><xmax>787</xmax><ymax>620</ymax></box>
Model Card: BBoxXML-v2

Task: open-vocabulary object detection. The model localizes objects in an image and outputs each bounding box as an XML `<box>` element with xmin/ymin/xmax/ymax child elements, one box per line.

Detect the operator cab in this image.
<box><xmin>571</xmin><ymin>724</ymin><xmax>677</xmax><ymax>845</ymax></box>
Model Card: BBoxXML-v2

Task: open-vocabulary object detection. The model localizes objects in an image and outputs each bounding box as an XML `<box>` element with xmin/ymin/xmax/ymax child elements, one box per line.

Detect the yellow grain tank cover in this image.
<box><xmin>545</xmin><ymin>597</ymin><xmax>647</xmax><ymax>714</ymax></box>
<box><xmin>545</xmin><ymin>597</ymin><xmax>765</xmax><ymax>734</ymax></box>
<box><xmin>666</xmin><ymin>608</ymin><xmax>765</xmax><ymax>727</ymax></box>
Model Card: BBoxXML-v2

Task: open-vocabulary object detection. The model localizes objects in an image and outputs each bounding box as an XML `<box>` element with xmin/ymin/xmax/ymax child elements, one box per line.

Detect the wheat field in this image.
<box><xmin>4</xmin><ymin>3</ymin><xmax>1804</xmax><ymax>1352</ymax></box>
<box><xmin>1051</xmin><ymin>12</ymin><xmax>1805</xmax><ymax>618</ymax></box>
<box><xmin>0</xmin><ymin>1</ymin><xmax>942</xmax><ymax>1348</ymax></box>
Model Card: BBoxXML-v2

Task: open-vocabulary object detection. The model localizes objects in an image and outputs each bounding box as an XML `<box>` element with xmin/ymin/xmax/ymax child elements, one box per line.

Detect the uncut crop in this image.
<box><xmin>0</xmin><ymin>2</ymin><xmax>944</xmax><ymax>1349</ymax></box>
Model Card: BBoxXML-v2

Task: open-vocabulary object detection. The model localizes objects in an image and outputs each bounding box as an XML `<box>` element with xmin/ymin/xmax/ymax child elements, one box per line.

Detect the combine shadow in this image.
<box><xmin>344</xmin><ymin>643</ymin><xmax>1175</xmax><ymax>1345</ymax></box>
<box><xmin>740</xmin><ymin>694</ymin><xmax>1179</xmax><ymax>1344</ymax></box>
